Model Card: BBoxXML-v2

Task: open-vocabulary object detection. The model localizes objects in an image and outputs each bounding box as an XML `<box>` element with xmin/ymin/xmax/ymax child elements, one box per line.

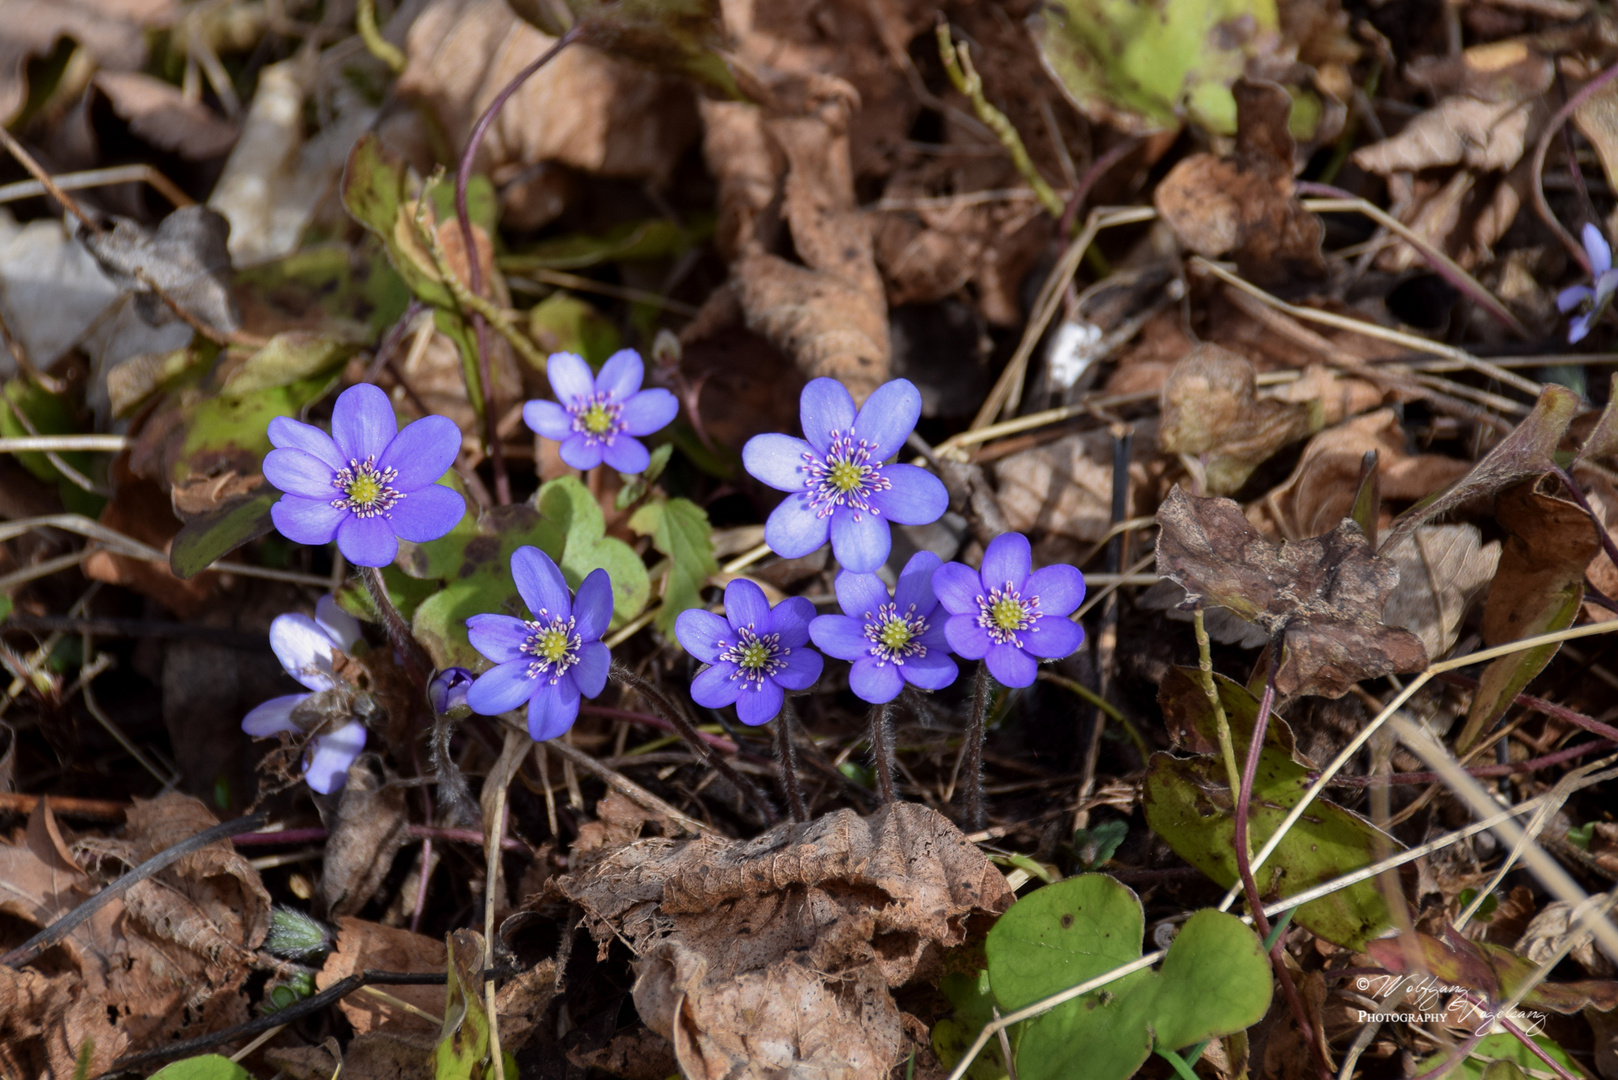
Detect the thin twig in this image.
<box><xmin>1532</xmin><ymin>57</ymin><xmax>1618</xmax><ymax>273</ymax></box>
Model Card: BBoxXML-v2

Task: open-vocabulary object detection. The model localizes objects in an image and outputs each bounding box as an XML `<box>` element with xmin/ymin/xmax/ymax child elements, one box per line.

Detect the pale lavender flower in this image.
<box><xmin>241</xmin><ymin>596</ymin><xmax>369</xmax><ymax>794</ymax></box>
<box><xmin>523</xmin><ymin>350</ymin><xmax>678</xmax><ymax>473</ymax></box>
<box><xmin>742</xmin><ymin>377</ymin><xmax>948</xmax><ymax>573</ymax></box>
<box><xmin>675</xmin><ymin>578</ymin><xmax>822</xmax><ymax>725</ymax></box>
<box><xmin>809</xmin><ymin>551</ymin><xmax>957</xmax><ymax>704</ymax></box>
<box><xmin>429</xmin><ymin>667</ymin><xmax>474</xmax><ymax>718</ymax></box>
<box><xmin>933</xmin><ymin>533</ymin><xmax>1085</xmax><ymax>688</ymax></box>
<box><xmin>1559</xmin><ymin>223</ymin><xmax>1618</xmax><ymax>343</ymax></box>
<box><xmin>264</xmin><ymin>384</ymin><xmax>465</xmax><ymax>567</ymax></box>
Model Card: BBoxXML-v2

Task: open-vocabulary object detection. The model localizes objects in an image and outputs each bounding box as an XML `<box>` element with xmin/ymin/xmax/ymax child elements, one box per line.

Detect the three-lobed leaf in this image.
<box><xmin>629</xmin><ymin>496</ymin><xmax>717</xmax><ymax>636</ymax></box>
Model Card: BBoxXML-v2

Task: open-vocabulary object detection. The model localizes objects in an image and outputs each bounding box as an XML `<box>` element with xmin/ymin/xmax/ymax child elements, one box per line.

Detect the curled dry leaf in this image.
<box><xmin>550</xmin><ymin>802</ymin><xmax>1013</xmax><ymax>1080</ymax></box>
<box><xmin>992</xmin><ymin>421</ymin><xmax>1159</xmax><ymax>550</ymax></box>
<box><xmin>1353</xmin><ymin>97</ymin><xmax>1537</xmax><ymax>176</ymax></box>
<box><xmin>80</xmin><ymin>205</ymin><xmax>241</xmax><ymax>337</ymax></box>
<box><xmin>1153</xmin><ymin>79</ymin><xmax>1326</xmax><ymax>287</ymax></box>
<box><xmin>1517</xmin><ymin>893</ymin><xmax>1616</xmax><ymax>978</ymax></box>
<box><xmin>1157</xmin><ymin>342</ymin><xmax>1323</xmax><ymax>496</ymax></box>
<box><xmin>0</xmin><ymin>0</ymin><xmax>170</xmax><ymax>126</ymax></box>
<box><xmin>318</xmin><ymin>917</ymin><xmax>450</xmax><ymax>1034</ymax></box>
<box><xmin>318</xmin><ymin>756</ymin><xmax>411</xmax><ymax>918</ymax></box>
<box><xmin>93</xmin><ymin>71</ymin><xmax>239</xmax><ymax>159</ymax></box>
<box><xmin>1155</xmin><ymin>486</ymin><xmax>1429</xmax><ymax>698</ymax></box>
<box><xmin>1379</xmin><ymin>524</ymin><xmax>1500</xmax><ymax>660</ymax></box>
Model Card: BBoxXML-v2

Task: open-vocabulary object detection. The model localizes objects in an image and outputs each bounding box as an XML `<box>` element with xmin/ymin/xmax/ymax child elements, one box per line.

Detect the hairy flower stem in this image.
<box><xmin>868</xmin><ymin>702</ymin><xmax>896</xmax><ymax>804</ymax></box>
<box><xmin>454</xmin><ymin>28</ymin><xmax>579</xmax><ymax>506</ymax></box>
<box><xmin>963</xmin><ymin>663</ymin><xmax>990</xmax><ymax>830</ymax></box>
<box><xmin>610</xmin><ymin>663</ymin><xmax>778</xmax><ymax>824</ymax></box>
<box><xmin>776</xmin><ymin>698</ymin><xmax>809</xmax><ymax>822</ymax></box>
<box><xmin>362</xmin><ymin>565</ymin><xmax>431</xmax><ymax>690</ymax></box>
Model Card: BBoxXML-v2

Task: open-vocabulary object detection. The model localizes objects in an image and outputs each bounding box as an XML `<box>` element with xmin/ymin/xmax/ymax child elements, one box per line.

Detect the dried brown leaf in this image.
<box><xmin>1380</xmin><ymin>525</ymin><xmax>1500</xmax><ymax>659</ymax></box>
<box><xmin>318</xmin><ymin>918</ymin><xmax>449</xmax><ymax>1034</ymax></box>
<box><xmin>552</xmin><ymin>803</ymin><xmax>1012</xmax><ymax>1080</ymax></box>
<box><xmin>1517</xmin><ymin>892</ymin><xmax>1616</xmax><ymax>978</ymax></box>
<box><xmin>1353</xmin><ymin>96</ymin><xmax>1537</xmax><ymax>175</ymax></box>
<box><xmin>1158</xmin><ymin>343</ymin><xmax>1323</xmax><ymax>496</ymax></box>
<box><xmin>0</xmin><ymin>0</ymin><xmax>167</xmax><ymax>126</ymax></box>
<box><xmin>93</xmin><ymin>71</ymin><xmax>239</xmax><ymax>159</ymax></box>
<box><xmin>991</xmin><ymin>423</ymin><xmax>1157</xmax><ymax>548</ymax></box>
<box><xmin>1481</xmin><ymin>479</ymin><xmax>1599</xmax><ymax>648</ymax></box>
<box><xmin>1155</xmin><ymin>486</ymin><xmax>1429</xmax><ymax>698</ymax></box>
<box><xmin>80</xmin><ymin>205</ymin><xmax>240</xmax><ymax>337</ymax></box>
<box><xmin>318</xmin><ymin>757</ymin><xmax>410</xmax><ymax>918</ymax></box>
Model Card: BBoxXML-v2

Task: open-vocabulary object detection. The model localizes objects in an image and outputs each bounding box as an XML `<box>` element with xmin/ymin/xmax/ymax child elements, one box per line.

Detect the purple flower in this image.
<box><xmin>1559</xmin><ymin>223</ymin><xmax>1618</xmax><ymax>343</ymax></box>
<box><xmin>742</xmin><ymin>378</ymin><xmax>948</xmax><ymax>573</ymax></box>
<box><xmin>464</xmin><ymin>546</ymin><xmax>612</xmax><ymax>741</ymax></box>
<box><xmin>429</xmin><ymin>666</ymin><xmax>474</xmax><ymax>718</ymax></box>
<box><xmin>809</xmin><ymin>551</ymin><xmax>958</xmax><ymax>704</ymax></box>
<box><xmin>523</xmin><ymin>350</ymin><xmax>679</xmax><ymax>473</ymax></box>
<box><xmin>241</xmin><ymin>596</ymin><xmax>369</xmax><ymax>794</ymax></box>
<box><xmin>675</xmin><ymin>578</ymin><xmax>822</xmax><ymax>725</ymax></box>
<box><xmin>933</xmin><ymin>533</ymin><xmax>1086</xmax><ymax>688</ymax></box>
<box><xmin>264</xmin><ymin>384</ymin><xmax>465</xmax><ymax>568</ymax></box>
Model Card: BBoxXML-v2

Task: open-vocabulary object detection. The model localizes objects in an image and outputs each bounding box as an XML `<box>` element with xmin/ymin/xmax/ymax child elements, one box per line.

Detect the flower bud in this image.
<box><xmin>429</xmin><ymin>667</ymin><xmax>474</xmax><ymax>719</ymax></box>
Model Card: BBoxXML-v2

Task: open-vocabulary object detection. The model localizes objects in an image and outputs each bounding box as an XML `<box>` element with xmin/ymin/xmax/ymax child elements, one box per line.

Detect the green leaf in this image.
<box><xmin>1</xmin><ymin>378</ymin><xmax>89</xmax><ymax>484</ymax></box>
<box><xmin>1142</xmin><ymin>667</ymin><xmax>1397</xmax><ymax>950</ymax></box>
<box><xmin>435</xmin><ymin>929</ymin><xmax>519</xmax><ymax>1080</ymax></box>
<box><xmin>220</xmin><ymin>332</ymin><xmax>357</xmax><ymax>400</ymax></box>
<box><xmin>932</xmin><ymin>969</ymin><xmax>1019</xmax><ymax>1080</ymax></box>
<box><xmin>1031</xmin><ymin>0</ymin><xmax>1279</xmax><ymax>135</ymax></box>
<box><xmin>1072</xmin><ymin>820</ymin><xmax>1128</xmax><ymax>869</ymax></box>
<box><xmin>986</xmin><ymin>875</ymin><xmax>1271</xmax><ymax>1080</ymax></box>
<box><xmin>1414</xmin><ymin>1034</ymin><xmax>1582</xmax><ymax>1080</ymax></box>
<box><xmin>147</xmin><ymin>1056</ymin><xmax>251</xmax><ymax>1080</ymax></box>
<box><xmin>499</xmin><ymin>215</ymin><xmax>713</xmax><ymax>273</ymax></box>
<box><xmin>526</xmin><ymin>293</ymin><xmax>622</xmax><ymax>368</ymax></box>
<box><xmin>536</xmin><ymin>475</ymin><xmax>651</xmax><ymax>623</ymax></box>
<box><xmin>169</xmin><ymin>489</ymin><xmax>279</xmax><ymax>579</ymax></box>
<box><xmin>233</xmin><ymin>243</ymin><xmax>412</xmax><ymax>341</ymax></box>
<box><xmin>628</xmin><ymin>496</ymin><xmax>716</xmax><ymax>636</ymax></box>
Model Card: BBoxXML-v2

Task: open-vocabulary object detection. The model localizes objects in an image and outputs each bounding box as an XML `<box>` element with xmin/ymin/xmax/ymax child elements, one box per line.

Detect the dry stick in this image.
<box><xmin>963</xmin><ymin>663</ymin><xmax>991</xmax><ymax>830</ymax></box>
<box><xmin>868</xmin><ymin>701</ymin><xmax>897</xmax><ymax>804</ymax></box>
<box><xmin>775</xmin><ymin>697</ymin><xmax>810</xmax><ymax>822</ymax></box>
<box><xmin>454</xmin><ymin>28</ymin><xmax>580</xmax><ymax>506</ymax></box>
<box><xmin>1532</xmin><ymin>56</ymin><xmax>1618</xmax><ymax>274</ymax></box>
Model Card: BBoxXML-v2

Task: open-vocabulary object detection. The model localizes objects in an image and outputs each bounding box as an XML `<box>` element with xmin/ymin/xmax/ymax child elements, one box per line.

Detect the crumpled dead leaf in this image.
<box><xmin>551</xmin><ymin>802</ymin><xmax>1012</xmax><ymax>1080</ymax></box>
<box><xmin>1379</xmin><ymin>525</ymin><xmax>1500</xmax><ymax>660</ymax></box>
<box><xmin>318</xmin><ymin>755</ymin><xmax>410</xmax><ymax>918</ymax></box>
<box><xmin>991</xmin><ymin>421</ymin><xmax>1160</xmax><ymax>551</ymax></box>
<box><xmin>318</xmin><ymin>918</ymin><xmax>450</xmax><ymax>1035</ymax></box>
<box><xmin>1517</xmin><ymin>893</ymin><xmax>1616</xmax><ymax>978</ymax></box>
<box><xmin>80</xmin><ymin>205</ymin><xmax>241</xmax><ymax>338</ymax></box>
<box><xmin>1154</xmin><ymin>79</ymin><xmax>1326</xmax><ymax>287</ymax></box>
<box><xmin>1155</xmin><ymin>486</ymin><xmax>1429</xmax><ymax>698</ymax></box>
<box><xmin>93</xmin><ymin>71</ymin><xmax>238</xmax><ymax>159</ymax></box>
<box><xmin>1354</xmin><ymin>96</ymin><xmax>1537</xmax><ymax>176</ymax></box>
<box><xmin>1158</xmin><ymin>343</ymin><xmax>1323</xmax><ymax>496</ymax></box>
<box><xmin>0</xmin><ymin>0</ymin><xmax>171</xmax><ymax>126</ymax></box>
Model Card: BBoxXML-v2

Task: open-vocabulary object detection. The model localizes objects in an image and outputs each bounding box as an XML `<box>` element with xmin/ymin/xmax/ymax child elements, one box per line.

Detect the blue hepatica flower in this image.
<box><xmin>241</xmin><ymin>596</ymin><xmax>369</xmax><ymax>794</ymax></box>
<box><xmin>524</xmin><ymin>349</ymin><xmax>679</xmax><ymax>473</ymax></box>
<box><xmin>1559</xmin><ymin>223</ymin><xmax>1618</xmax><ymax>343</ymax></box>
<box><xmin>742</xmin><ymin>377</ymin><xmax>949</xmax><ymax>573</ymax></box>
<box><xmin>933</xmin><ymin>533</ymin><xmax>1086</xmax><ymax>688</ymax></box>
<box><xmin>264</xmin><ymin>383</ymin><xmax>465</xmax><ymax>568</ymax></box>
<box><xmin>464</xmin><ymin>547</ymin><xmax>611</xmax><ymax>741</ymax></box>
<box><xmin>429</xmin><ymin>666</ymin><xmax>474</xmax><ymax>718</ymax></box>
<box><xmin>809</xmin><ymin>551</ymin><xmax>958</xmax><ymax>704</ymax></box>
<box><xmin>675</xmin><ymin>578</ymin><xmax>823</xmax><ymax>725</ymax></box>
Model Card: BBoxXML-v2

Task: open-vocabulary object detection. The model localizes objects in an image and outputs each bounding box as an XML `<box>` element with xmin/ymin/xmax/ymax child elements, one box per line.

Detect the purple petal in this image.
<box><xmin>676</xmin><ymin>609</ymin><xmax>732</xmax><ymax>663</ymax></box>
<box><xmin>546</xmin><ymin>352</ymin><xmax>594</xmax><ymax>404</ymax></box>
<box><xmin>736</xmin><ymin>679</ymin><xmax>784</xmax><ymax>726</ymax></box>
<box><xmin>691</xmin><ymin>662</ymin><xmax>742</xmax><ymax>708</ymax></box>
<box><xmin>830</xmin><ymin>510</ymin><xmax>891</xmax><ymax>574</ymax></box>
<box><xmin>723</xmin><ymin>577</ymin><xmax>771</xmax><ymax>632</ymax></box>
<box><xmin>1585</xmin><ymin>222</ymin><xmax>1612</xmax><ymax>275</ymax></box>
<box><xmin>305</xmin><ymin>721</ymin><xmax>367</xmax><ymax>794</ymax></box>
<box><xmin>468</xmin><ymin>614</ymin><xmax>531</xmax><ymax>664</ymax></box>
<box><xmin>945</xmin><ymin>614</ymin><xmax>990</xmax><ymax>659</ymax></box>
<box><xmin>850</xmin><ymin>657</ymin><xmax>903</xmax><ymax>704</ymax></box>
<box><xmin>986</xmin><ymin>642</ymin><xmax>1036</xmax><ymax>688</ymax></box>
<box><xmin>1559</xmin><ymin>285</ymin><xmax>1594</xmax><ymax>313</ymax></box>
<box><xmin>1570</xmin><ymin>313</ymin><xmax>1595</xmax><ymax>344</ymax></box>
<box><xmin>901</xmin><ymin>649</ymin><xmax>958</xmax><ymax>691</ymax></box>
<box><xmin>799</xmin><ymin>377</ymin><xmax>856</xmax><ymax>453</ymax></box>
<box><xmin>330</xmin><ymin>383</ymin><xmax>397</xmax><ymax>463</ymax></box>
<box><xmin>528</xmin><ymin>677</ymin><xmax>581</xmax><ymax>741</ymax></box>
<box><xmin>559</xmin><ymin>434</ymin><xmax>605</xmax><ymax>470</ymax></box>
<box><xmin>511</xmin><ymin>545</ymin><xmax>572</xmax><ymax>619</ymax></box>
<box><xmin>573</xmin><ymin>568</ymin><xmax>613</xmax><ymax>641</ymax></box>
<box><xmin>336</xmin><ymin>514</ymin><xmax>398</xmax><ymax>567</ymax></box>
<box><xmin>773</xmin><ymin>644</ymin><xmax>822</xmax><ymax>691</ymax></box>
<box><xmin>1597</xmin><ymin>270</ymin><xmax>1618</xmax><ymax>309</ymax></box>
<box><xmin>315</xmin><ymin>595</ymin><xmax>363</xmax><ymax>653</ymax></box>
<box><xmin>380</xmin><ymin>415</ymin><xmax>461</xmax><ymax>489</ymax></box>
<box><xmin>573</xmin><ymin>641</ymin><xmax>610</xmax><ymax>698</ymax></box>
<box><xmin>852</xmin><ymin>378</ymin><xmax>921</xmax><ymax>461</ymax></box>
<box><xmin>809</xmin><ymin>614</ymin><xmax>868</xmax><ymax>661</ymax></box>
<box><xmin>834</xmin><ymin>571</ymin><xmax>889</xmax><ymax>621</ymax></box>
<box><xmin>388</xmin><ymin>484</ymin><xmax>465</xmax><ymax>543</ymax></box>
<box><xmin>620</xmin><ymin>388</ymin><xmax>678</xmax><ymax>436</ymax></box>
<box><xmin>269</xmin><ymin>614</ymin><xmax>337</xmax><ymax>691</ymax></box>
<box><xmin>1027</xmin><ymin>564</ymin><xmax>1086</xmax><ymax>616</ymax></box>
<box><xmin>743</xmin><ymin>434</ymin><xmax>812</xmax><ymax>492</ymax></box>
<box><xmin>870</xmin><ymin>465</ymin><xmax>947</xmax><ymax>526</ymax></box>
<box><xmin>242</xmin><ymin>693</ymin><xmax>309</xmax><ymax>736</ymax></box>
<box><xmin>264</xmin><ymin>448</ymin><xmax>337</xmax><ymax>499</ymax></box>
<box><xmin>1023</xmin><ymin>615</ymin><xmax>1084</xmax><ymax>659</ymax></box>
<box><xmin>932</xmin><ymin>562</ymin><xmax>984</xmax><ymax>616</ymax></box>
<box><xmin>596</xmin><ymin>349</ymin><xmax>644</xmax><ymax>400</ymax></box>
<box><xmin>763</xmin><ymin>494</ymin><xmax>830</xmax><ymax>559</ymax></box>
<box><xmin>467</xmin><ymin>659</ymin><xmax>536</xmax><ymax>715</ymax></box>
<box><xmin>272</xmin><ymin>495</ymin><xmax>345</xmax><ymax>546</ymax></box>
<box><xmin>981</xmin><ymin>533</ymin><xmax>1032</xmax><ymax>592</ymax></box>
<box><xmin>894</xmin><ymin>551</ymin><xmax>942</xmax><ymax>615</ymax></box>
<box><xmin>601</xmin><ymin>435</ymin><xmax>650</xmax><ymax>474</ymax></box>
<box><xmin>524</xmin><ymin>399</ymin><xmax>572</xmax><ymax>440</ymax></box>
<box><xmin>768</xmin><ymin>596</ymin><xmax>815</xmax><ymax>649</ymax></box>
<box><xmin>430</xmin><ymin>667</ymin><xmax>474</xmax><ymax>716</ymax></box>
<box><xmin>267</xmin><ymin>416</ymin><xmax>341</xmax><ymax>468</ymax></box>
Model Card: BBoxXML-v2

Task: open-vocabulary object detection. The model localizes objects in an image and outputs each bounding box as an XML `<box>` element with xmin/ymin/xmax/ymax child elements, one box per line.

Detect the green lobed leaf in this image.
<box><xmin>526</xmin><ymin>293</ymin><xmax>622</xmax><ymax>368</ymax></box>
<box><xmin>932</xmin><ymin>969</ymin><xmax>1020</xmax><ymax>1080</ymax></box>
<box><xmin>147</xmin><ymin>1056</ymin><xmax>251</xmax><ymax>1080</ymax></box>
<box><xmin>985</xmin><ymin>874</ymin><xmax>1271</xmax><ymax>1080</ymax></box>
<box><xmin>169</xmin><ymin>489</ymin><xmax>279</xmax><ymax>579</ymax></box>
<box><xmin>1414</xmin><ymin>1034</ymin><xmax>1583</xmax><ymax>1080</ymax></box>
<box><xmin>628</xmin><ymin>496</ymin><xmax>716</xmax><ymax>637</ymax></box>
<box><xmin>536</xmin><ymin>475</ymin><xmax>650</xmax><ymax>623</ymax></box>
<box><xmin>498</xmin><ymin>215</ymin><xmax>713</xmax><ymax>273</ymax></box>
<box><xmin>1142</xmin><ymin>668</ymin><xmax>1398</xmax><ymax>950</ymax></box>
<box><xmin>233</xmin><ymin>243</ymin><xmax>412</xmax><ymax>341</ymax></box>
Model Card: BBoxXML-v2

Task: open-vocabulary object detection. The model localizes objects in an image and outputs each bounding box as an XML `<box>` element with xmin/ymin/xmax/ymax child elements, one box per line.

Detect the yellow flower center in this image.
<box><xmin>990</xmin><ymin>597</ymin><xmax>1027</xmax><ymax>631</ymax></box>
<box><xmin>737</xmin><ymin>640</ymin><xmax>771</xmax><ymax>670</ymax></box>
<box><xmin>827</xmin><ymin>458</ymin><xmax>865</xmax><ymax>493</ymax></box>
<box><xmin>346</xmin><ymin>474</ymin><xmax>382</xmax><ymax>507</ymax></box>
<box><xmin>535</xmin><ymin>626</ymin><xmax>573</xmax><ymax>663</ymax></box>
<box><xmin>878</xmin><ymin>619</ymin><xmax>914</xmax><ymax>651</ymax></box>
<box><xmin>581</xmin><ymin>403</ymin><xmax>613</xmax><ymax>435</ymax></box>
